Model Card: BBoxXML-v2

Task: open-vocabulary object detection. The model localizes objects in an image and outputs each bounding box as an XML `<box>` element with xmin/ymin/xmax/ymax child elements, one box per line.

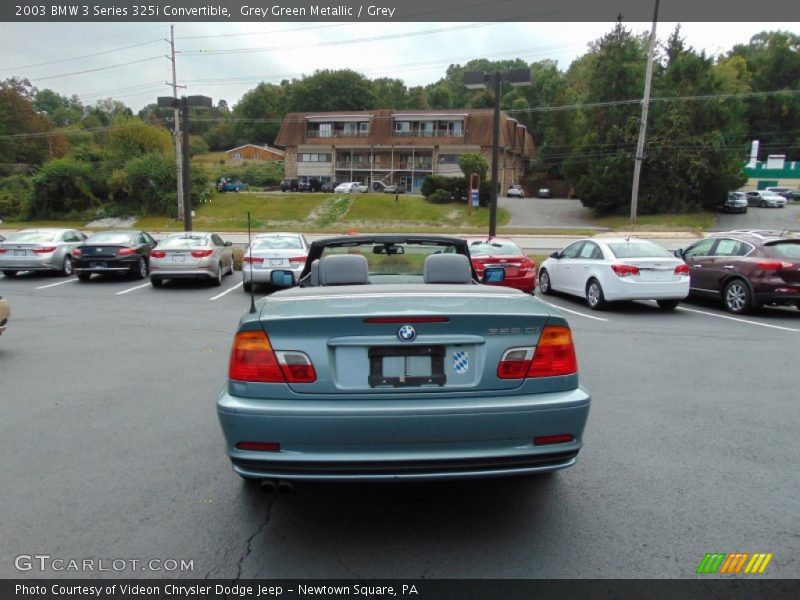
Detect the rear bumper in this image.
<box><xmin>217</xmin><ymin>387</ymin><xmax>590</xmax><ymax>481</ymax></box>
<box><xmin>243</xmin><ymin>266</ymin><xmax>302</xmax><ymax>284</ymax></box>
<box><xmin>74</xmin><ymin>258</ymin><xmax>137</xmax><ymax>272</ymax></box>
<box><xmin>150</xmin><ymin>266</ymin><xmax>215</xmax><ymax>279</ymax></box>
<box><xmin>602</xmin><ymin>278</ymin><xmax>689</xmax><ymax>302</ymax></box>
<box><xmin>0</xmin><ymin>257</ymin><xmax>58</xmax><ymax>271</ymax></box>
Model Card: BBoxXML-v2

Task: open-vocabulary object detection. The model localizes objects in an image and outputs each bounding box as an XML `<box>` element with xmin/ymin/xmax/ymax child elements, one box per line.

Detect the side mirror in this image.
<box><xmin>673</xmin><ymin>248</ymin><xmax>684</xmax><ymax>258</ymax></box>
<box><xmin>482</xmin><ymin>267</ymin><xmax>505</xmax><ymax>283</ymax></box>
<box><xmin>550</xmin><ymin>251</ymin><xmax>562</xmax><ymax>259</ymax></box>
<box><xmin>224</xmin><ymin>241</ymin><xmax>233</xmax><ymax>247</ymax></box>
<box><xmin>270</xmin><ymin>270</ymin><xmax>295</xmax><ymax>287</ymax></box>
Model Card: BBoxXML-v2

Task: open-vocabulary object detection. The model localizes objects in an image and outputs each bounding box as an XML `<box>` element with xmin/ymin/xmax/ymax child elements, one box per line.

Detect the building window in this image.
<box><xmin>439</xmin><ymin>154</ymin><xmax>461</xmax><ymax>164</ymax></box>
<box><xmin>395</xmin><ymin>121</ymin><xmax>411</xmax><ymax>134</ymax></box>
<box><xmin>233</xmin><ymin>152</ymin><xmax>242</xmax><ymax>159</ymax></box>
<box><xmin>298</xmin><ymin>153</ymin><xmax>332</xmax><ymax>162</ymax></box>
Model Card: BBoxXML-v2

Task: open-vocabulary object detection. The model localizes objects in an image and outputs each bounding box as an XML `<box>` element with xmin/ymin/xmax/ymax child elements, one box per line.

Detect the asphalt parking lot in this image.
<box><xmin>1</xmin><ymin>271</ymin><xmax>798</xmax><ymax>579</ymax></box>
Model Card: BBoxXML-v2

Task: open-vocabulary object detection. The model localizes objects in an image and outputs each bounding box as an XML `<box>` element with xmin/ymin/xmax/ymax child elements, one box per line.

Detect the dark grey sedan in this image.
<box><xmin>73</xmin><ymin>230</ymin><xmax>158</xmax><ymax>281</ymax></box>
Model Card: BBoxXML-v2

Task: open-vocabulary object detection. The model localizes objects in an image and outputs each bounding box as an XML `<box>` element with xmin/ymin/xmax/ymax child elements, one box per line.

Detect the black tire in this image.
<box><xmin>150</xmin><ymin>277</ymin><xmax>163</xmax><ymax>288</ymax></box>
<box><xmin>243</xmin><ymin>281</ymin><xmax>252</xmax><ymax>293</ymax></box>
<box><xmin>585</xmin><ymin>278</ymin><xmax>606</xmax><ymax>310</ymax></box>
<box><xmin>133</xmin><ymin>256</ymin><xmax>148</xmax><ymax>279</ymax></box>
<box><xmin>61</xmin><ymin>255</ymin><xmax>74</xmax><ymax>276</ymax></box>
<box><xmin>212</xmin><ymin>263</ymin><xmax>223</xmax><ymax>286</ymax></box>
<box><xmin>2</xmin><ymin>270</ymin><xmax>18</xmax><ymax>278</ymax></box>
<box><xmin>760</xmin><ymin>200</ymin><xmax>766</xmax><ymax>208</ymax></box>
<box><xmin>723</xmin><ymin>279</ymin><xmax>752</xmax><ymax>314</ymax></box>
<box><xmin>77</xmin><ymin>272</ymin><xmax>91</xmax><ymax>282</ymax></box>
<box><xmin>538</xmin><ymin>269</ymin><xmax>553</xmax><ymax>295</ymax></box>
<box><xmin>657</xmin><ymin>299</ymin><xmax>680</xmax><ymax>310</ymax></box>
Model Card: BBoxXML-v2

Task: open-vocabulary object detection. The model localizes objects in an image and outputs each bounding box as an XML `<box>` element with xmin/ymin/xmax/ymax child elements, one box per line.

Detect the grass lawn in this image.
<box><xmin>589</xmin><ymin>212</ymin><xmax>717</xmax><ymax>232</ymax></box>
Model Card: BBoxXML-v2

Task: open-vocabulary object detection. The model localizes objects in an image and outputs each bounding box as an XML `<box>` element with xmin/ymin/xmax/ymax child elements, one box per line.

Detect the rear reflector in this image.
<box><xmin>33</xmin><ymin>246</ymin><xmax>57</xmax><ymax>254</ymax></box>
<box><xmin>150</xmin><ymin>250</ymin><xmax>166</xmax><ymax>258</ymax></box>
<box><xmin>611</xmin><ymin>264</ymin><xmax>640</xmax><ymax>277</ymax></box>
<box><xmin>235</xmin><ymin>442</ymin><xmax>281</xmax><ymax>452</ymax></box>
<box><xmin>365</xmin><ymin>316</ymin><xmax>449</xmax><ymax>324</ymax></box>
<box><xmin>674</xmin><ymin>264</ymin><xmax>690</xmax><ymax>275</ymax></box>
<box><xmin>229</xmin><ymin>330</ymin><xmax>284</xmax><ymax>383</ymax></box>
<box><xmin>534</xmin><ymin>434</ymin><xmax>574</xmax><ymax>446</ymax></box>
<box><xmin>528</xmin><ymin>325</ymin><xmax>578</xmax><ymax>378</ymax></box>
<box><xmin>191</xmin><ymin>249</ymin><xmax>214</xmax><ymax>258</ymax></box>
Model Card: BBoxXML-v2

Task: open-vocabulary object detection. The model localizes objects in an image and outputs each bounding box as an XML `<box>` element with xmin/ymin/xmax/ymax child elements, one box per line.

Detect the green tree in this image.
<box><xmin>30</xmin><ymin>156</ymin><xmax>99</xmax><ymax>217</ymax></box>
<box><xmin>372</xmin><ymin>78</ymin><xmax>408</xmax><ymax>109</ymax></box>
<box><xmin>232</xmin><ymin>82</ymin><xmax>285</xmax><ymax>146</ymax></box>
<box><xmin>107</xmin><ymin>116</ymin><xmax>172</xmax><ymax>161</ymax></box>
<box><xmin>285</xmin><ymin>70</ymin><xmax>375</xmax><ymax>112</ymax></box>
<box><xmin>458</xmin><ymin>153</ymin><xmax>488</xmax><ymax>184</ymax></box>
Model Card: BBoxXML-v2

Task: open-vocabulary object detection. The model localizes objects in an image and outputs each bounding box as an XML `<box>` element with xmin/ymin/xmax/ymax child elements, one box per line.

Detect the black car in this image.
<box><xmin>320</xmin><ymin>181</ymin><xmax>341</xmax><ymax>193</ymax></box>
<box><xmin>280</xmin><ymin>179</ymin><xmax>299</xmax><ymax>192</ymax></box>
<box><xmin>72</xmin><ymin>230</ymin><xmax>157</xmax><ymax>281</ymax></box>
<box><xmin>297</xmin><ymin>177</ymin><xmax>321</xmax><ymax>192</ymax></box>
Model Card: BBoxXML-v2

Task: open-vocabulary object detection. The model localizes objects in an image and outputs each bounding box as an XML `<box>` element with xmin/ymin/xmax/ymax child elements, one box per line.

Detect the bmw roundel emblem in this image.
<box><xmin>397</xmin><ymin>325</ymin><xmax>416</xmax><ymax>342</ymax></box>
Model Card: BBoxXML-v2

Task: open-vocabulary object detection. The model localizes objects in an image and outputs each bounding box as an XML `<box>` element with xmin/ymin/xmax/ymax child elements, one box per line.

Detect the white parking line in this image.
<box><xmin>116</xmin><ymin>283</ymin><xmax>151</xmax><ymax>296</ymax></box>
<box><xmin>35</xmin><ymin>279</ymin><xmax>78</xmax><ymax>290</ymax></box>
<box><xmin>677</xmin><ymin>306</ymin><xmax>800</xmax><ymax>333</ymax></box>
<box><xmin>210</xmin><ymin>281</ymin><xmax>243</xmax><ymax>301</ymax></box>
<box><xmin>537</xmin><ymin>299</ymin><xmax>610</xmax><ymax>322</ymax></box>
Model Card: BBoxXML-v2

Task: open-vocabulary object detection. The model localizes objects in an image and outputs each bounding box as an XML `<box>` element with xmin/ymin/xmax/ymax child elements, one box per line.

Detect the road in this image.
<box><xmin>1</xmin><ymin>271</ymin><xmax>798</xmax><ymax>579</ymax></box>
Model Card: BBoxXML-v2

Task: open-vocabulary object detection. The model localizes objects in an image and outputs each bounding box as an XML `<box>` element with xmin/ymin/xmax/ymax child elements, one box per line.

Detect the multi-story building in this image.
<box><xmin>274</xmin><ymin>108</ymin><xmax>535</xmax><ymax>193</ymax></box>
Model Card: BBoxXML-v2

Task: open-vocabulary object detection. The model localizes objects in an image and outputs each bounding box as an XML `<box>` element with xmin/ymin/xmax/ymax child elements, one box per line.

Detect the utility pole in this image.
<box><xmin>630</xmin><ymin>0</ymin><xmax>660</xmax><ymax>225</ymax></box>
<box><xmin>166</xmin><ymin>25</ymin><xmax>186</xmax><ymax>220</ymax></box>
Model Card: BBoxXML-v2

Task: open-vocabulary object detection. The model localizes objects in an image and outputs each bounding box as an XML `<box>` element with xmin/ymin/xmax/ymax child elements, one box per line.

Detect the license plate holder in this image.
<box><xmin>172</xmin><ymin>255</ymin><xmax>185</xmax><ymax>263</ymax></box>
<box><xmin>90</xmin><ymin>261</ymin><xmax>106</xmax><ymax>269</ymax></box>
<box><xmin>14</xmin><ymin>250</ymin><xmax>26</xmax><ymax>256</ymax></box>
<box><xmin>368</xmin><ymin>345</ymin><xmax>445</xmax><ymax>387</ymax></box>
<box><xmin>269</xmin><ymin>258</ymin><xmax>283</xmax><ymax>267</ymax></box>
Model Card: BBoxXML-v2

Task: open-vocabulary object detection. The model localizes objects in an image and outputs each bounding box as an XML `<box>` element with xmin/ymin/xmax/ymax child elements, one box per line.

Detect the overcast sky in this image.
<box><xmin>1</xmin><ymin>21</ymin><xmax>796</xmax><ymax>112</ymax></box>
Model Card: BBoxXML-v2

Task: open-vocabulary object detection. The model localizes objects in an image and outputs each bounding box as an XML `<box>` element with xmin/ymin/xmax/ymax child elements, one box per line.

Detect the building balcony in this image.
<box><xmin>307</xmin><ymin>130</ymin><xmax>370</xmax><ymax>139</ymax></box>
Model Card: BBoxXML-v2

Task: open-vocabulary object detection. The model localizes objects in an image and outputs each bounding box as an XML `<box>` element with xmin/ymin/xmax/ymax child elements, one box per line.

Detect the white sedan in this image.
<box><xmin>334</xmin><ymin>182</ymin><xmax>361</xmax><ymax>193</ymax></box>
<box><xmin>538</xmin><ymin>238</ymin><xmax>690</xmax><ymax>310</ymax></box>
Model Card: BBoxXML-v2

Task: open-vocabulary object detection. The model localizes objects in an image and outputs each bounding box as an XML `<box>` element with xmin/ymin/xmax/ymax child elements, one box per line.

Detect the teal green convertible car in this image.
<box><xmin>216</xmin><ymin>235</ymin><xmax>590</xmax><ymax>486</ymax></box>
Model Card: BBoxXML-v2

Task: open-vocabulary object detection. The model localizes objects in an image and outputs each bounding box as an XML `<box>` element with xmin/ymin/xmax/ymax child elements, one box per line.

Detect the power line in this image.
<box><xmin>5</xmin><ymin>39</ymin><xmax>164</xmax><ymax>72</ymax></box>
<box><xmin>32</xmin><ymin>56</ymin><xmax>165</xmax><ymax>82</ymax></box>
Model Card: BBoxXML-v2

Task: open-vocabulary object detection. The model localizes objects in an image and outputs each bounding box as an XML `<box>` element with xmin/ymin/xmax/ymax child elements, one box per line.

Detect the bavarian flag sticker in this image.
<box><xmin>453</xmin><ymin>351</ymin><xmax>469</xmax><ymax>374</ymax></box>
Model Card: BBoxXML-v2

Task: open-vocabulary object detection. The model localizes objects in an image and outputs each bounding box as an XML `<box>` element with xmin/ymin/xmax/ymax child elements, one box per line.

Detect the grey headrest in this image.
<box><xmin>318</xmin><ymin>254</ymin><xmax>369</xmax><ymax>286</ymax></box>
<box><xmin>308</xmin><ymin>259</ymin><xmax>320</xmax><ymax>286</ymax></box>
<box><xmin>423</xmin><ymin>253</ymin><xmax>472</xmax><ymax>284</ymax></box>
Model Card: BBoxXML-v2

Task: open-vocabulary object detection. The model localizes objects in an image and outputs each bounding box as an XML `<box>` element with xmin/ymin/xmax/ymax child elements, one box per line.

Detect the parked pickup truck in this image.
<box><xmin>216</xmin><ymin>178</ymin><xmax>248</xmax><ymax>193</ymax></box>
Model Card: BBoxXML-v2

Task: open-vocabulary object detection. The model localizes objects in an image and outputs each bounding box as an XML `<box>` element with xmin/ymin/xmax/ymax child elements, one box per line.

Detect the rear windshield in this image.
<box><xmin>158</xmin><ymin>236</ymin><xmax>209</xmax><ymax>248</ymax></box>
<box><xmin>6</xmin><ymin>231</ymin><xmax>58</xmax><ymax>243</ymax></box>
<box><xmin>468</xmin><ymin>240</ymin><xmax>523</xmax><ymax>256</ymax></box>
<box><xmin>765</xmin><ymin>241</ymin><xmax>800</xmax><ymax>260</ymax></box>
<box><xmin>85</xmin><ymin>232</ymin><xmax>132</xmax><ymax>244</ymax></box>
<box><xmin>252</xmin><ymin>236</ymin><xmax>303</xmax><ymax>250</ymax></box>
<box><xmin>607</xmin><ymin>242</ymin><xmax>672</xmax><ymax>259</ymax></box>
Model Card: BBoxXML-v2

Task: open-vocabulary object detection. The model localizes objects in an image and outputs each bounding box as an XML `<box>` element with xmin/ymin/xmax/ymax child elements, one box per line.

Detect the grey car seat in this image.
<box><xmin>423</xmin><ymin>254</ymin><xmax>472</xmax><ymax>284</ymax></box>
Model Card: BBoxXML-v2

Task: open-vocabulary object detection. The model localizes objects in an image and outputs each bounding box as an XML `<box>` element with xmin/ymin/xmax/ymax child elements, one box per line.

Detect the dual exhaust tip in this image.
<box><xmin>259</xmin><ymin>479</ymin><xmax>293</xmax><ymax>494</ymax></box>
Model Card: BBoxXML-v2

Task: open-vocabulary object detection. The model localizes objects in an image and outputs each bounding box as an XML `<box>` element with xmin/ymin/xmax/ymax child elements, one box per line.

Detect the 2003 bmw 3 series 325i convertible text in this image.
<box><xmin>216</xmin><ymin>235</ymin><xmax>590</xmax><ymax>483</ymax></box>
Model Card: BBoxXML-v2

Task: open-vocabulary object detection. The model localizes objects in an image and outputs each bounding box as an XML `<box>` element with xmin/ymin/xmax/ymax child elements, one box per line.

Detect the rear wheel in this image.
<box><xmin>61</xmin><ymin>255</ymin><xmax>73</xmax><ymax>276</ymax></box>
<box><xmin>723</xmin><ymin>279</ymin><xmax>751</xmax><ymax>314</ymax></box>
<box><xmin>538</xmin><ymin>269</ymin><xmax>553</xmax><ymax>295</ymax></box>
<box><xmin>657</xmin><ymin>299</ymin><xmax>680</xmax><ymax>310</ymax></box>
<box><xmin>213</xmin><ymin>263</ymin><xmax>223</xmax><ymax>286</ymax></box>
<box><xmin>133</xmin><ymin>256</ymin><xmax>148</xmax><ymax>279</ymax></box>
<box><xmin>585</xmin><ymin>279</ymin><xmax>606</xmax><ymax>310</ymax></box>
<box><xmin>2</xmin><ymin>270</ymin><xmax>18</xmax><ymax>278</ymax></box>
<box><xmin>150</xmin><ymin>277</ymin><xmax>163</xmax><ymax>288</ymax></box>
<box><xmin>77</xmin><ymin>272</ymin><xmax>91</xmax><ymax>282</ymax></box>
<box><xmin>243</xmin><ymin>281</ymin><xmax>252</xmax><ymax>293</ymax></box>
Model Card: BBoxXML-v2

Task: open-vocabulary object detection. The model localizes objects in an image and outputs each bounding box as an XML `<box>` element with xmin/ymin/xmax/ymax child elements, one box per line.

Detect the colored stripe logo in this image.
<box><xmin>696</xmin><ymin>553</ymin><xmax>773</xmax><ymax>574</ymax></box>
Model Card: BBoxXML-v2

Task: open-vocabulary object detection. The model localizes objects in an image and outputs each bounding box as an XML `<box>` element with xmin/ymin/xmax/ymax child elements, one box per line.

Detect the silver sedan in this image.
<box><xmin>242</xmin><ymin>232</ymin><xmax>309</xmax><ymax>291</ymax></box>
<box><xmin>149</xmin><ymin>232</ymin><xmax>235</xmax><ymax>287</ymax></box>
<box><xmin>0</xmin><ymin>228</ymin><xmax>87</xmax><ymax>277</ymax></box>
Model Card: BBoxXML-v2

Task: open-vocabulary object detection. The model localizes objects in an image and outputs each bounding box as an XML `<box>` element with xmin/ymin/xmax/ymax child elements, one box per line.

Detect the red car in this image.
<box><xmin>466</xmin><ymin>237</ymin><xmax>537</xmax><ymax>294</ymax></box>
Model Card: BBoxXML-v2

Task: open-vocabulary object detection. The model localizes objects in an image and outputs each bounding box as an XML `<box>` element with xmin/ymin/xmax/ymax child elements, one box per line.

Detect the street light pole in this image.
<box><xmin>181</xmin><ymin>97</ymin><xmax>192</xmax><ymax>231</ymax></box>
<box><xmin>489</xmin><ymin>71</ymin><xmax>502</xmax><ymax>238</ymax></box>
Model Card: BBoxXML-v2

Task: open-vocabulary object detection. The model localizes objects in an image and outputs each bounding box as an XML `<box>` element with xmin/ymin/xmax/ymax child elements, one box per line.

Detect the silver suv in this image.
<box><xmin>723</xmin><ymin>191</ymin><xmax>748</xmax><ymax>214</ymax></box>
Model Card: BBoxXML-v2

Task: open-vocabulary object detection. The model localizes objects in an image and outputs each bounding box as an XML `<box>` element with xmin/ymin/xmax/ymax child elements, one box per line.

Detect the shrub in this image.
<box><xmin>428</xmin><ymin>189</ymin><xmax>454</xmax><ymax>204</ymax></box>
<box><xmin>0</xmin><ymin>174</ymin><xmax>34</xmax><ymax>220</ymax></box>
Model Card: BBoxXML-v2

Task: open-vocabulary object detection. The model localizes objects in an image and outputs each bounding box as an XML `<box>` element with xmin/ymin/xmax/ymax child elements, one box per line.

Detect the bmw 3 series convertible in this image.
<box><xmin>216</xmin><ymin>235</ymin><xmax>591</xmax><ymax>485</ymax></box>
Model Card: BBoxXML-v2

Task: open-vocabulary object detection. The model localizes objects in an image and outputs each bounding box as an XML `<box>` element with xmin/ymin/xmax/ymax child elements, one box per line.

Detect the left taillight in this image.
<box><xmin>150</xmin><ymin>250</ymin><xmax>166</xmax><ymax>258</ymax></box>
<box><xmin>497</xmin><ymin>325</ymin><xmax>578</xmax><ymax>379</ymax></box>
<box><xmin>33</xmin><ymin>246</ymin><xmax>57</xmax><ymax>254</ymax></box>
<box><xmin>228</xmin><ymin>330</ymin><xmax>316</xmax><ymax>384</ymax></box>
<box><xmin>72</xmin><ymin>248</ymin><xmax>82</xmax><ymax>256</ymax></box>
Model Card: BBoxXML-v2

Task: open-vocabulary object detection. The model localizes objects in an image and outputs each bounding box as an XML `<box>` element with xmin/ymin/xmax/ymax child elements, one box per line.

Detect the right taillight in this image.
<box><xmin>242</xmin><ymin>256</ymin><xmax>263</xmax><ymax>264</ymax></box>
<box><xmin>757</xmin><ymin>261</ymin><xmax>791</xmax><ymax>271</ymax></box>
<box><xmin>228</xmin><ymin>331</ymin><xmax>316</xmax><ymax>384</ymax></box>
<box><xmin>527</xmin><ymin>325</ymin><xmax>578</xmax><ymax>378</ymax></box>
<box><xmin>674</xmin><ymin>264</ymin><xmax>690</xmax><ymax>275</ymax></box>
